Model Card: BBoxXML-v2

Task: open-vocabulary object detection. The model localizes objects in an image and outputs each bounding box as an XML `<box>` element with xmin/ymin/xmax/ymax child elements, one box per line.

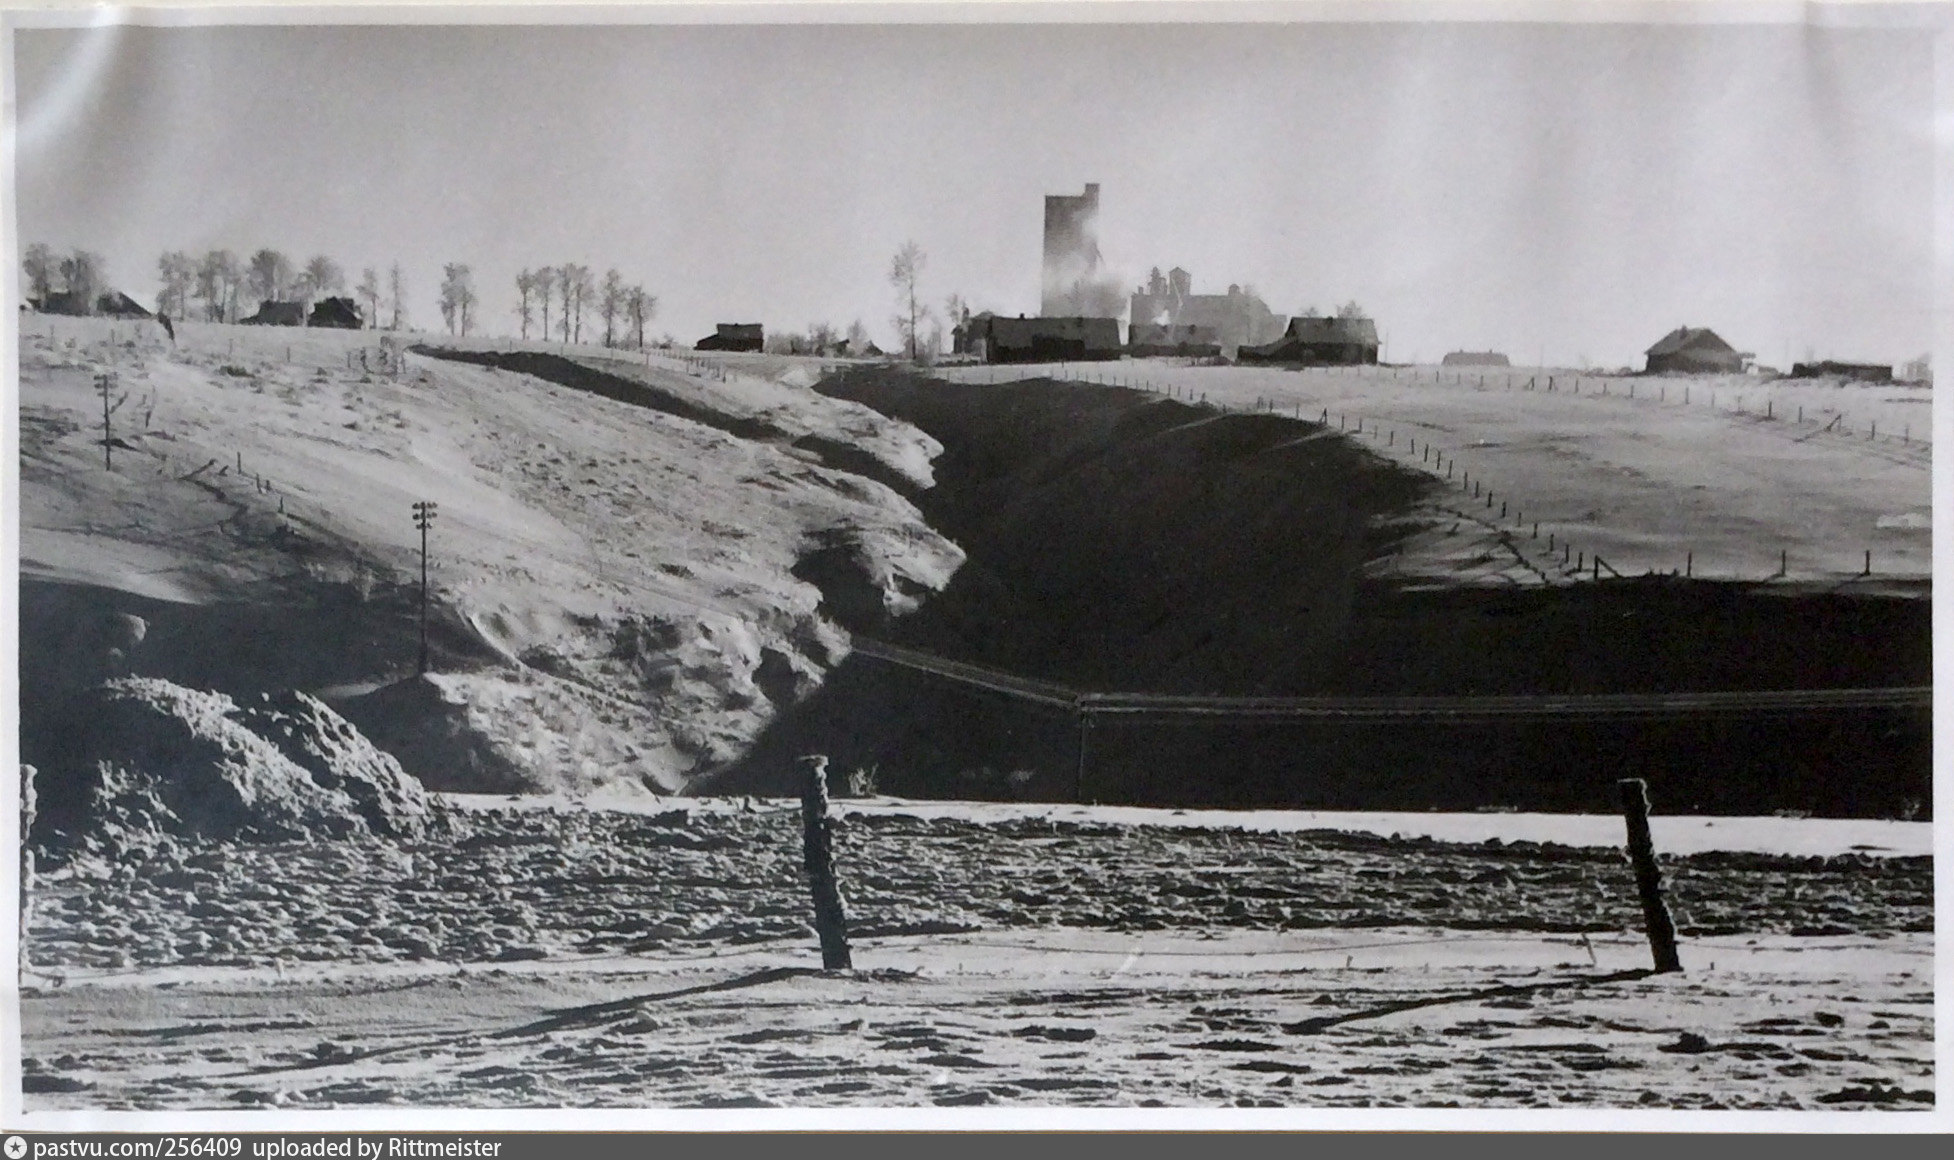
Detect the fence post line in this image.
<box><xmin>797</xmin><ymin>755</ymin><xmax>853</xmax><ymax>971</ymax></box>
<box><xmin>1617</xmin><ymin>778</ymin><xmax>1683</xmax><ymax>973</ymax></box>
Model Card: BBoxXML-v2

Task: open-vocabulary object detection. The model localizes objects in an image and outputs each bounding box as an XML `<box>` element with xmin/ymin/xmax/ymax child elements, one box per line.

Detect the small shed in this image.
<box><xmin>242</xmin><ymin>300</ymin><xmax>307</xmax><ymax>327</ymax></box>
<box><xmin>308</xmin><ymin>296</ymin><xmax>364</xmax><ymax>329</ymax></box>
<box><xmin>1237</xmin><ymin>316</ymin><xmax>1380</xmax><ymax>367</ymax></box>
<box><xmin>1644</xmin><ymin>327</ymin><xmax>1745</xmax><ymax>375</ymax></box>
<box><xmin>964</xmin><ymin>314</ymin><xmax>1122</xmax><ymax>364</ymax></box>
<box><xmin>696</xmin><ymin>323</ymin><xmax>764</xmax><ymax>352</ymax></box>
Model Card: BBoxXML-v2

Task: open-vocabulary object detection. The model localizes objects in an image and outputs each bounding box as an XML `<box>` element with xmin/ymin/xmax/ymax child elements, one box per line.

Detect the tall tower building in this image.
<box><xmin>1041</xmin><ymin>183</ymin><xmax>1118</xmax><ymax>317</ymax></box>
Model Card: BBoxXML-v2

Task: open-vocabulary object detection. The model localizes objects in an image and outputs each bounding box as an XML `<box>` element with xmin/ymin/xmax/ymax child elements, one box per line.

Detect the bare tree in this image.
<box><xmin>534</xmin><ymin>267</ymin><xmax>555</xmax><ymax>343</ymax></box>
<box><xmin>357</xmin><ymin>267</ymin><xmax>382</xmax><ymax>329</ymax></box>
<box><xmin>156</xmin><ymin>251</ymin><xmax>197</xmax><ymax>318</ymax></box>
<box><xmin>59</xmin><ymin>250</ymin><xmax>107</xmax><ymax>314</ymax></box>
<box><xmin>514</xmin><ymin>269</ymin><xmax>536</xmax><ymax>340</ymax></box>
<box><xmin>556</xmin><ymin>265</ymin><xmax>574</xmax><ymax>343</ymax></box>
<box><xmin>387</xmin><ymin>262</ymin><xmax>407</xmax><ymax>330</ymax></box>
<box><xmin>598</xmin><ymin>268</ymin><xmax>624</xmax><ymax>348</ymax></box>
<box><xmin>22</xmin><ymin>242</ymin><xmax>55</xmax><ymax>303</ymax></box>
<box><xmin>247</xmin><ymin>249</ymin><xmax>292</xmax><ymax>305</ymax></box>
<box><xmin>561</xmin><ymin>264</ymin><xmax>594</xmax><ymax>345</ymax></box>
<box><xmin>439</xmin><ymin>263</ymin><xmax>476</xmax><ymax>336</ymax></box>
<box><xmin>1336</xmin><ymin>300</ymin><xmax>1369</xmax><ymax>321</ymax></box>
<box><xmin>198</xmin><ymin>250</ymin><xmax>241</xmax><ymax>322</ymax></box>
<box><xmin>888</xmin><ymin>241</ymin><xmax>930</xmax><ymax>361</ymax></box>
<box><xmin>624</xmin><ymin>284</ymin><xmax>656</xmax><ymax>350</ymax></box>
<box><xmin>846</xmin><ymin>319</ymin><xmax>872</xmax><ymax>355</ymax></box>
<box><xmin>808</xmin><ymin>321</ymin><xmax>838</xmax><ymax>354</ymax></box>
<box><xmin>299</xmin><ymin>255</ymin><xmax>345</xmax><ymax>308</ymax></box>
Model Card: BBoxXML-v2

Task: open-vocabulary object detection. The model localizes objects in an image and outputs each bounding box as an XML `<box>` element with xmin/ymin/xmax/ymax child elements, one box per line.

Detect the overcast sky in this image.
<box><xmin>10</xmin><ymin>16</ymin><xmax>1938</xmax><ymax>366</ymax></box>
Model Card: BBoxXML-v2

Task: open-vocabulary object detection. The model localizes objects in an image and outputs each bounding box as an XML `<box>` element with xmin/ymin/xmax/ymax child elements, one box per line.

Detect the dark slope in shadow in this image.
<box><xmin>708</xmin><ymin>368</ymin><xmax>1928</xmax><ymax>817</ymax></box>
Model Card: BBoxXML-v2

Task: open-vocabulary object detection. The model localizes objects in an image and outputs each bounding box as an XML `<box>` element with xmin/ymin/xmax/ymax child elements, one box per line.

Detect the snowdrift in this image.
<box><xmin>26</xmin><ymin>677</ymin><xmax>438</xmax><ymax>862</ymax></box>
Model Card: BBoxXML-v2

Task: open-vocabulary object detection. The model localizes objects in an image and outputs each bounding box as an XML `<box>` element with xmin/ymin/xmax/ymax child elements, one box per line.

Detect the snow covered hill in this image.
<box><xmin>15</xmin><ymin>315</ymin><xmax>961</xmax><ymax>797</ymax></box>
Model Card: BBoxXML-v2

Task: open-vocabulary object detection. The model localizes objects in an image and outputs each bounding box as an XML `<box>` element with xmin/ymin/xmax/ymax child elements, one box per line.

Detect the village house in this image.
<box><xmin>1789</xmin><ymin>360</ymin><xmax>1892</xmax><ymax>383</ymax></box>
<box><xmin>962</xmin><ymin>313</ymin><xmax>1122</xmax><ymax>364</ymax></box>
<box><xmin>241</xmin><ymin>299</ymin><xmax>307</xmax><ymax>327</ymax></box>
<box><xmin>695</xmin><ymin>323</ymin><xmax>764</xmax><ymax>352</ymax></box>
<box><xmin>1237</xmin><ymin>315</ymin><xmax>1380</xmax><ymax>366</ymax></box>
<box><xmin>30</xmin><ymin>290</ymin><xmax>152</xmax><ymax>318</ymax></box>
<box><xmin>1442</xmin><ymin>350</ymin><xmax>1510</xmax><ymax>367</ymax></box>
<box><xmin>308</xmin><ymin>296</ymin><xmax>364</xmax><ymax>329</ymax></box>
<box><xmin>1644</xmin><ymin>327</ymin><xmax>1748</xmax><ymax>375</ymax></box>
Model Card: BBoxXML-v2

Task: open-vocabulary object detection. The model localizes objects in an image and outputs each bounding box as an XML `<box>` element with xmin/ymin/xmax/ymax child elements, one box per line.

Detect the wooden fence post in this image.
<box><xmin>1617</xmin><ymin>778</ymin><xmax>1683</xmax><ymax>973</ymax></box>
<box><xmin>797</xmin><ymin>755</ymin><xmax>853</xmax><ymax>970</ymax></box>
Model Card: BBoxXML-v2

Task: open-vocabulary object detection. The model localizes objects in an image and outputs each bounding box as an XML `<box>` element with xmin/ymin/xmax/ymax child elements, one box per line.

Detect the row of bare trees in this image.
<box><xmin>21</xmin><ymin>244</ymin><xmax>108</xmax><ymax>312</ymax></box>
<box><xmin>146</xmin><ymin>247</ymin><xmax>409</xmax><ymax>328</ymax></box>
<box><xmin>764</xmin><ymin>320</ymin><xmax>875</xmax><ymax>357</ymax></box>
<box><xmin>511</xmin><ymin>265</ymin><xmax>656</xmax><ymax>347</ymax></box>
<box><xmin>439</xmin><ymin>264</ymin><xmax>477</xmax><ymax>336</ymax></box>
<box><xmin>512</xmin><ymin>265</ymin><xmax>659</xmax><ymax>349</ymax></box>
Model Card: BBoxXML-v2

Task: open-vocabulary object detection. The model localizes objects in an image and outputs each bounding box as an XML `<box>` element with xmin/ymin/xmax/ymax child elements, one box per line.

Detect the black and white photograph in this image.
<box><xmin>2</xmin><ymin>0</ymin><xmax>1944</xmax><ymax>1127</ymax></box>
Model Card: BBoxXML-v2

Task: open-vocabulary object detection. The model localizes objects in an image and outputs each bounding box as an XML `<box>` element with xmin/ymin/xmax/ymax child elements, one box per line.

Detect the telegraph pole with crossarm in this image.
<box><xmin>412</xmin><ymin>500</ymin><xmax>438</xmax><ymax>673</ymax></box>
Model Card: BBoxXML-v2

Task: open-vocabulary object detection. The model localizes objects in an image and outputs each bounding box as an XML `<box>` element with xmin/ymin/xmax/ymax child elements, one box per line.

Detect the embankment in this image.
<box><xmin>710</xmin><ymin>368</ymin><xmax>1929</xmax><ymax>818</ymax></box>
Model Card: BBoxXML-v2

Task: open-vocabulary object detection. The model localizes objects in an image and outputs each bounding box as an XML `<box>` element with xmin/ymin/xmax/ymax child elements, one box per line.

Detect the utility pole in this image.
<box><xmin>412</xmin><ymin>500</ymin><xmax>438</xmax><ymax>673</ymax></box>
<box><xmin>96</xmin><ymin>372</ymin><xmax>116</xmax><ymax>471</ymax></box>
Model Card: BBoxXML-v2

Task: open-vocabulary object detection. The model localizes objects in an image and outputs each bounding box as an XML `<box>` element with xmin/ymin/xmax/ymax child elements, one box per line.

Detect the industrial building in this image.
<box><xmin>1128</xmin><ymin>268</ymin><xmax>1285</xmax><ymax>359</ymax></box>
<box><xmin>1128</xmin><ymin>321</ymin><xmax>1222</xmax><ymax>359</ymax></box>
<box><xmin>1041</xmin><ymin>184</ymin><xmax>1123</xmax><ymax>318</ymax></box>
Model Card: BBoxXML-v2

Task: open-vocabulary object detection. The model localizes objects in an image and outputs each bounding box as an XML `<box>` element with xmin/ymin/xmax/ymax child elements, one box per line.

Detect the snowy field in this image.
<box><xmin>938</xmin><ymin>361</ymin><xmax>1933</xmax><ymax>587</ymax></box>
<box><xmin>18</xmin><ymin>797</ymin><xmax>1933</xmax><ymax>1111</ymax></box>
